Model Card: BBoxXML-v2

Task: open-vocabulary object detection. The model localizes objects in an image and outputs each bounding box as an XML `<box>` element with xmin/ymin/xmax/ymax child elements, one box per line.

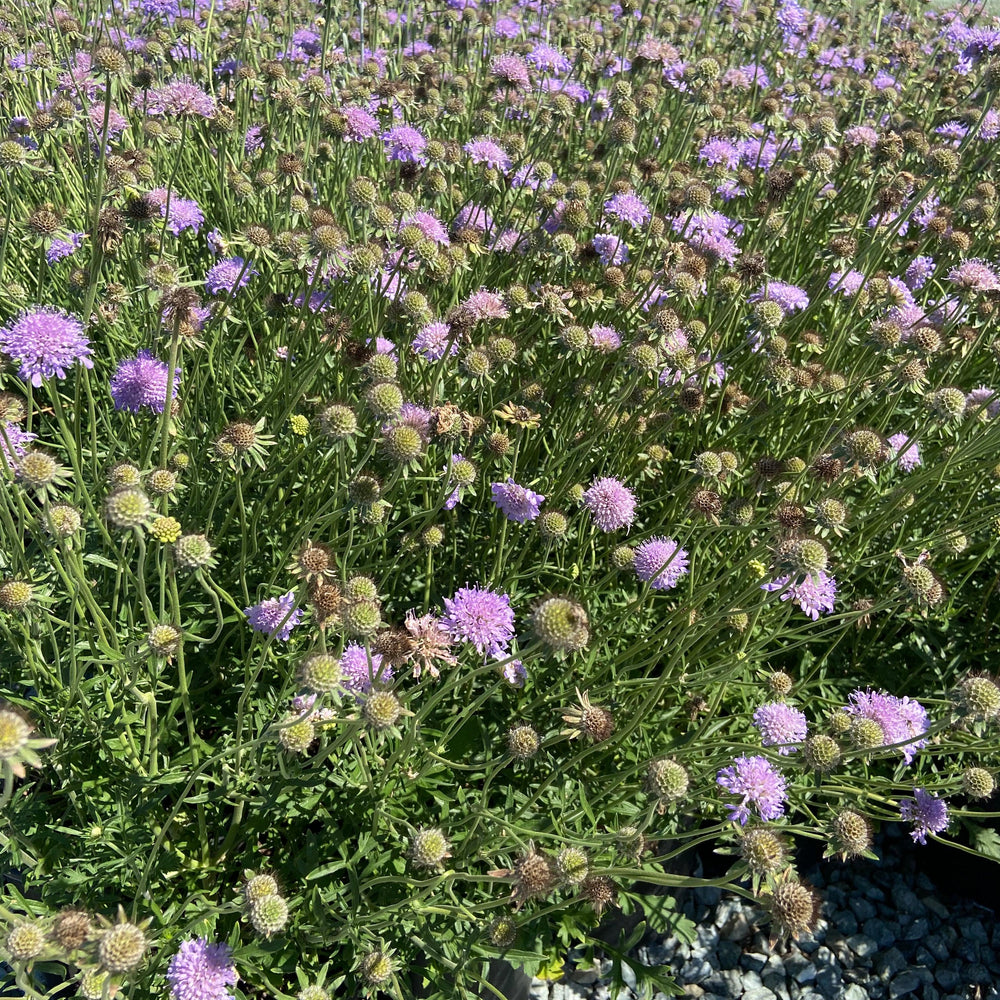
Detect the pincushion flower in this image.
<box><xmin>109</xmin><ymin>350</ymin><xmax>181</xmax><ymax>414</ymax></box>
<box><xmin>205</xmin><ymin>257</ymin><xmax>257</xmax><ymax>296</ymax></box>
<box><xmin>340</xmin><ymin>643</ymin><xmax>392</xmax><ymax>694</ymax></box>
<box><xmin>166</xmin><ymin>938</ymin><xmax>238</xmax><ymax>1000</ymax></box>
<box><xmin>761</xmin><ymin>572</ymin><xmax>836</xmax><ymax>620</ymax></box>
<box><xmin>582</xmin><ymin>477</ymin><xmax>637</xmax><ymax>532</ymax></box>
<box><xmin>842</xmin><ymin>689</ymin><xmax>929</xmax><ymax>764</ymax></box>
<box><xmin>900</xmin><ymin>788</ymin><xmax>948</xmax><ymax>845</ymax></box>
<box><xmin>716</xmin><ymin>754</ymin><xmax>787</xmax><ymax>825</ymax></box>
<box><xmin>441</xmin><ymin>585</ymin><xmax>515</xmax><ymax>657</ymax></box>
<box><xmin>0</xmin><ymin>307</ymin><xmax>93</xmax><ymax>387</ymax></box>
<box><xmin>244</xmin><ymin>591</ymin><xmax>303</xmax><ymax>642</ymax></box>
<box><xmin>887</xmin><ymin>432</ymin><xmax>921</xmax><ymax>471</ymax></box>
<box><xmin>491</xmin><ymin>478</ymin><xmax>545</xmax><ymax>523</ymax></box>
<box><xmin>752</xmin><ymin>702</ymin><xmax>808</xmax><ymax>754</ymax></box>
<box><xmin>633</xmin><ymin>537</ymin><xmax>690</xmax><ymax>591</ymax></box>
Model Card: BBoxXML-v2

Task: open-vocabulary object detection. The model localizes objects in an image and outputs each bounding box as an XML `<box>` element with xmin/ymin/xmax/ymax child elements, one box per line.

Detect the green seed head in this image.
<box><xmin>344</xmin><ymin>576</ymin><xmax>379</xmax><ymax>602</ymax></box>
<box><xmin>962</xmin><ymin>767</ymin><xmax>995</xmax><ymax>800</ymax></box>
<box><xmin>791</xmin><ymin>538</ymin><xmax>828</xmax><ymax>576</ymax></box>
<box><xmin>299</xmin><ymin>653</ymin><xmax>343</xmax><ymax>694</ymax></box>
<box><xmin>849</xmin><ymin>717</ymin><xmax>885</xmax><ymax>751</ymax></box>
<box><xmin>278</xmin><ymin>716</ymin><xmax>316</xmax><ymax>754</ymax></box>
<box><xmin>98</xmin><ymin>921</ymin><xmax>148</xmax><ymax>973</ymax></box>
<box><xmin>740</xmin><ymin>826</ymin><xmax>786</xmax><ymax>876</ymax></box>
<box><xmin>319</xmin><ymin>403</ymin><xmax>358</xmax><ymax>440</ymax></box>
<box><xmin>105</xmin><ymin>488</ymin><xmax>154</xmax><ymax>530</ymax></box>
<box><xmin>646</xmin><ymin>758</ymin><xmax>690</xmax><ymax>804</ymax></box>
<box><xmin>383</xmin><ymin>424</ymin><xmax>424</xmax><ymax>463</ymax></box>
<box><xmin>931</xmin><ymin>386</ymin><xmax>967</xmax><ymax>422</ymax></box>
<box><xmin>365</xmin><ymin>382</ymin><xmax>404</xmax><ymax>418</ymax></box>
<box><xmin>538</xmin><ymin>510</ymin><xmax>568</xmax><ymax>540</ymax></box>
<box><xmin>363</xmin><ymin>690</ymin><xmax>402</xmax><ymax>730</ymax></box>
<box><xmin>488</xmin><ymin>915</ymin><xmax>517</xmax><ymax>948</ymax></box>
<box><xmin>249</xmin><ymin>894</ymin><xmax>289</xmax><ymax>938</ymax></box>
<box><xmin>6</xmin><ymin>923</ymin><xmax>46</xmax><ymax>962</ymax></box>
<box><xmin>831</xmin><ymin>809</ymin><xmax>872</xmax><ymax>858</ymax></box>
<box><xmin>556</xmin><ymin>846</ymin><xmax>589</xmax><ymax>885</ymax></box>
<box><xmin>409</xmin><ymin>828</ymin><xmax>451</xmax><ymax>869</ymax></box>
<box><xmin>694</xmin><ymin>451</ymin><xmax>723</xmax><ymax>478</ymax></box>
<box><xmin>531</xmin><ymin>597</ymin><xmax>590</xmax><ymax>654</ymax></box>
<box><xmin>173</xmin><ymin>534</ymin><xmax>215</xmax><ymax>571</ymax></box>
<box><xmin>45</xmin><ymin>504</ymin><xmax>82</xmax><ymax>538</ymax></box>
<box><xmin>147</xmin><ymin>624</ymin><xmax>182</xmax><ymax>658</ymax></box>
<box><xmin>342</xmin><ymin>600</ymin><xmax>382</xmax><ymax>637</ymax></box>
<box><xmin>802</xmin><ymin>734</ymin><xmax>841</xmax><ymax>772</ymax></box>
<box><xmin>815</xmin><ymin>498</ymin><xmax>846</xmax><ymax>528</ymax></box>
<box><xmin>0</xmin><ymin>579</ymin><xmax>33</xmax><ymax>613</ymax></box>
<box><xmin>17</xmin><ymin>450</ymin><xmax>63</xmax><ymax>489</ymax></box>
<box><xmin>146</xmin><ymin>468</ymin><xmax>178</xmax><ymax>496</ymax></box>
<box><xmin>243</xmin><ymin>874</ymin><xmax>279</xmax><ymax>902</ymax></box>
<box><xmin>611</xmin><ymin>545</ymin><xmax>634</xmax><ymax>570</ymax></box>
<box><xmin>506</xmin><ymin>724</ymin><xmax>540</xmax><ymax>760</ymax></box>
<box><xmin>956</xmin><ymin>675</ymin><xmax>1000</xmax><ymax>722</ymax></box>
<box><xmin>298</xmin><ymin>987</ymin><xmax>331</xmax><ymax>1000</ymax></box>
<box><xmin>360</xmin><ymin>950</ymin><xmax>394</xmax><ymax>986</ymax></box>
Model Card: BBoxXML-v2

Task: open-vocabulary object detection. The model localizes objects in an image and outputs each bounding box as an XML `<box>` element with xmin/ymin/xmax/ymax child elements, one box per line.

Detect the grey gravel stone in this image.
<box><xmin>862</xmin><ymin>917</ymin><xmax>897</xmax><ymax>948</ymax></box>
<box><xmin>716</xmin><ymin>939</ymin><xmax>740</xmax><ymax>969</ymax></box>
<box><xmin>785</xmin><ymin>955</ymin><xmax>816</xmax><ymax>983</ymax></box>
<box><xmin>742</xmin><ymin>988</ymin><xmax>777</xmax><ymax>1000</ymax></box>
<box><xmin>924</xmin><ymin>896</ymin><xmax>949</xmax><ymax>919</ymax></box>
<box><xmin>679</xmin><ymin>957</ymin><xmax>712</xmax><ymax>983</ymax></box>
<box><xmin>848</xmin><ymin>896</ymin><xmax>877</xmax><ymax>920</ymax></box>
<box><xmin>960</xmin><ymin>918</ymin><xmax>990</xmax><ymax>944</ymax></box>
<box><xmin>901</xmin><ymin>915</ymin><xmax>929</xmax><ymax>940</ymax></box>
<box><xmin>830</xmin><ymin>909</ymin><xmax>857</xmax><ymax>935</ymax></box>
<box><xmin>741</xmin><ymin>953</ymin><xmax>767</xmax><ymax>973</ymax></box>
<box><xmin>923</xmin><ymin>933</ymin><xmax>950</xmax><ymax>961</ymax></box>
<box><xmin>893</xmin><ymin>888</ymin><xmax>924</xmax><ymax>915</ymax></box>
<box><xmin>845</xmin><ymin>933</ymin><xmax>877</xmax><ymax>959</ymax></box>
<box><xmin>842</xmin><ymin>986</ymin><xmax>867</xmax><ymax>1000</ymax></box>
<box><xmin>888</xmin><ymin>971</ymin><xmax>922</xmax><ymax>998</ymax></box>
<box><xmin>873</xmin><ymin>947</ymin><xmax>906</xmax><ymax>980</ymax></box>
<box><xmin>814</xmin><ymin>965</ymin><xmax>841</xmax><ymax>999</ymax></box>
<box><xmin>935</xmin><ymin>967</ymin><xmax>961</xmax><ymax>991</ymax></box>
<box><xmin>963</xmin><ymin>961</ymin><xmax>992</xmax><ymax>984</ymax></box>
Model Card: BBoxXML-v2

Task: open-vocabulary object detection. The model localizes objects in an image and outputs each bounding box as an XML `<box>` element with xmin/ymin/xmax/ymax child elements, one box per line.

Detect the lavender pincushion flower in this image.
<box><xmin>340</xmin><ymin>643</ymin><xmax>392</xmax><ymax>694</ymax></box>
<box><xmin>0</xmin><ymin>307</ymin><xmax>94</xmax><ymax>387</ymax></box>
<box><xmin>716</xmin><ymin>754</ymin><xmax>787</xmax><ymax>825</ymax></box>
<box><xmin>491</xmin><ymin>478</ymin><xmax>545</xmax><ymax>523</ymax></box>
<box><xmin>441</xmin><ymin>585</ymin><xmax>515</xmax><ymax>657</ymax></box>
<box><xmin>205</xmin><ymin>257</ymin><xmax>256</xmax><ymax>295</ymax></box>
<box><xmin>843</xmin><ymin>689</ymin><xmax>929</xmax><ymax>764</ymax></box>
<box><xmin>633</xmin><ymin>537</ymin><xmax>689</xmax><ymax>591</ymax></box>
<box><xmin>887</xmin><ymin>432</ymin><xmax>921</xmax><ymax>471</ymax></box>
<box><xmin>604</xmin><ymin>190</ymin><xmax>651</xmax><ymax>229</ymax></box>
<box><xmin>0</xmin><ymin>422</ymin><xmax>35</xmax><ymax>469</ymax></box>
<box><xmin>110</xmin><ymin>350</ymin><xmax>181</xmax><ymax>414</ymax></box>
<box><xmin>762</xmin><ymin>572</ymin><xmax>837</xmax><ymax>620</ymax></box>
<box><xmin>753</xmin><ymin>702</ymin><xmax>808</xmax><ymax>754</ymax></box>
<box><xmin>900</xmin><ymin>788</ymin><xmax>948</xmax><ymax>844</ymax></box>
<box><xmin>582</xmin><ymin>476</ymin><xmax>637</xmax><ymax>532</ymax></box>
<box><xmin>244</xmin><ymin>591</ymin><xmax>303</xmax><ymax>642</ymax></box>
<box><xmin>166</xmin><ymin>938</ymin><xmax>238</xmax><ymax>1000</ymax></box>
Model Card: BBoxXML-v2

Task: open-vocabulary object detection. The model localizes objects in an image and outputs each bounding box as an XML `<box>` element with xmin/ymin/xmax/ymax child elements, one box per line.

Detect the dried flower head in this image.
<box><xmin>561</xmin><ymin>689</ymin><xmax>615</xmax><ymax>743</ymax></box>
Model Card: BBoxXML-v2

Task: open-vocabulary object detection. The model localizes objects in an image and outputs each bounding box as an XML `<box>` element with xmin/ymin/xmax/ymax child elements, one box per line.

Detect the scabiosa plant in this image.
<box><xmin>752</xmin><ymin>702</ymin><xmax>808</xmax><ymax>754</ymax></box>
<box><xmin>887</xmin><ymin>432</ymin><xmax>921</xmax><ymax>471</ymax></box>
<box><xmin>244</xmin><ymin>591</ymin><xmax>303</xmax><ymax>642</ymax></box>
<box><xmin>582</xmin><ymin>476</ymin><xmax>637</xmax><ymax>532</ymax></box>
<box><xmin>603</xmin><ymin>190</ymin><xmax>651</xmax><ymax>229</ymax></box>
<box><xmin>761</xmin><ymin>572</ymin><xmax>837</xmax><ymax>620</ymax></box>
<box><xmin>109</xmin><ymin>350</ymin><xmax>181</xmax><ymax>414</ymax></box>
<box><xmin>491</xmin><ymin>478</ymin><xmax>545</xmax><ymax>523</ymax></box>
<box><xmin>900</xmin><ymin>788</ymin><xmax>949</xmax><ymax>844</ymax></box>
<box><xmin>842</xmin><ymin>689</ymin><xmax>929</xmax><ymax>763</ymax></box>
<box><xmin>633</xmin><ymin>537</ymin><xmax>690</xmax><ymax>592</ymax></box>
<box><xmin>205</xmin><ymin>257</ymin><xmax>257</xmax><ymax>296</ymax></box>
<box><xmin>166</xmin><ymin>939</ymin><xmax>238</xmax><ymax>1000</ymax></box>
<box><xmin>340</xmin><ymin>643</ymin><xmax>392</xmax><ymax>694</ymax></box>
<box><xmin>0</xmin><ymin>306</ymin><xmax>93</xmax><ymax>386</ymax></box>
<box><xmin>440</xmin><ymin>586</ymin><xmax>515</xmax><ymax>658</ymax></box>
<box><xmin>716</xmin><ymin>755</ymin><xmax>788</xmax><ymax>825</ymax></box>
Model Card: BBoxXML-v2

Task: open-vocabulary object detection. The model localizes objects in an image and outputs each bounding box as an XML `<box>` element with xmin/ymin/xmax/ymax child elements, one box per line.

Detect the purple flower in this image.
<box><xmin>604</xmin><ymin>191</ymin><xmax>651</xmax><ymax>229</ymax></box>
<box><xmin>491</xmin><ymin>478</ymin><xmax>545</xmax><ymax>523</ymax></box>
<box><xmin>904</xmin><ymin>256</ymin><xmax>935</xmax><ymax>290</ymax></box>
<box><xmin>491</xmin><ymin>53</ymin><xmax>530</xmax><ymax>90</ymax></box>
<box><xmin>887</xmin><ymin>432</ymin><xmax>921</xmax><ymax>472</ymax></box>
<box><xmin>947</xmin><ymin>258</ymin><xmax>1000</xmax><ymax>293</ymax></box>
<box><xmin>149</xmin><ymin>188</ymin><xmax>204</xmax><ymax>236</ymax></box>
<box><xmin>749</xmin><ymin>280</ymin><xmax>810</xmax><ymax>316</ymax></box>
<box><xmin>205</xmin><ymin>257</ymin><xmax>256</xmax><ymax>296</ymax></box>
<box><xmin>453</xmin><ymin>203</ymin><xmax>494</xmax><ymax>234</ymax></box>
<box><xmin>526</xmin><ymin>42</ymin><xmax>573</xmax><ymax>75</ymax></box>
<box><xmin>633</xmin><ymin>537</ymin><xmax>689</xmax><ymax>591</ymax></box>
<box><xmin>110</xmin><ymin>350</ymin><xmax>181</xmax><ymax>414</ymax></box>
<box><xmin>464</xmin><ymin>136</ymin><xmax>512</xmax><ymax>172</ymax></box>
<box><xmin>341</xmin><ymin>643</ymin><xmax>391</xmax><ymax>694</ymax></box>
<box><xmin>900</xmin><ymin>788</ymin><xmax>948</xmax><ymax>845</ymax></box>
<box><xmin>441</xmin><ymin>585</ymin><xmax>515</xmax><ymax>657</ymax></box>
<box><xmin>591</xmin><ymin>233</ymin><xmax>629</xmax><ymax>266</ymax></box>
<box><xmin>166</xmin><ymin>938</ymin><xmax>238</xmax><ymax>1000</ymax></box>
<box><xmin>45</xmin><ymin>232</ymin><xmax>85</xmax><ymax>264</ymax></box>
<box><xmin>843</xmin><ymin>689</ymin><xmax>929</xmax><ymax>764</ymax></box>
<box><xmin>145</xmin><ymin>80</ymin><xmax>217</xmax><ymax>118</ymax></box>
<box><xmin>762</xmin><ymin>572</ymin><xmax>836</xmax><ymax>620</ymax></box>
<box><xmin>753</xmin><ymin>702</ymin><xmax>808</xmax><ymax>754</ymax></box>
<box><xmin>341</xmin><ymin>106</ymin><xmax>380</xmax><ymax>143</ymax></box>
<box><xmin>500</xmin><ymin>658</ymin><xmax>526</xmax><ymax>687</ymax></box>
<box><xmin>0</xmin><ymin>422</ymin><xmax>35</xmax><ymax>470</ymax></box>
<box><xmin>382</xmin><ymin>125</ymin><xmax>427</xmax><ymax>165</ymax></box>
<box><xmin>716</xmin><ymin>754</ymin><xmax>787</xmax><ymax>825</ymax></box>
<box><xmin>245</xmin><ymin>125</ymin><xmax>266</xmax><ymax>155</ymax></box>
<box><xmin>582</xmin><ymin>476</ymin><xmax>637</xmax><ymax>532</ymax></box>
<box><xmin>589</xmin><ymin>324</ymin><xmax>621</xmax><ymax>352</ymax></box>
<box><xmin>412</xmin><ymin>322</ymin><xmax>457</xmax><ymax>361</ymax></box>
<box><xmin>0</xmin><ymin>306</ymin><xmax>93</xmax><ymax>387</ymax></box>
<box><xmin>244</xmin><ymin>591</ymin><xmax>303</xmax><ymax>642</ymax></box>
<box><xmin>402</xmin><ymin>211</ymin><xmax>449</xmax><ymax>246</ymax></box>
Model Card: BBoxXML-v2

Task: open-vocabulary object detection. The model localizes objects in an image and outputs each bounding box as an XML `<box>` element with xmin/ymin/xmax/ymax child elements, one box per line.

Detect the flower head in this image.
<box><xmin>0</xmin><ymin>307</ymin><xmax>93</xmax><ymax>387</ymax></box>
<box><xmin>110</xmin><ymin>350</ymin><xmax>181</xmax><ymax>414</ymax></box>
<box><xmin>582</xmin><ymin>476</ymin><xmax>637</xmax><ymax>532</ymax></box>
<box><xmin>146</xmin><ymin>79</ymin><xmax>217</xmax><ymax>117</ymax></box>
<box><xmin>604</xmin><ymin>191</ymin><xmax>651</xmax><ymax>229</ymax></box>
<box><xmin>403</xmin><ymin>612</ymin><xmax>457</xmax><ymax>679</ymax></box>
<box><xmin>244</xmin><ymin>591</ymin><xmax>303</xmax><ymax>642</ymax></box>
<box><xmin>842</xmin><ymin>689</ymin><xmax>928</xmax><ymax>763</ymax></box>
<box><xmin>633</xmin><ymin>536</ymin><xmax>689</xmax><ymax>591</ymax></box>
<box><xmin>205</xmin><ymin>257</ymin><xmax>256</xmax><ymax>295</ymax></box>
<box><xmin>166</xmin><ymin>938</ymin><xmax>238</xmax><ymax>1000</ymax></box>
<box><xmin>762</xmin><ymin>572</ymin><xmax>836</xmax><ymax>620</ymax></box>
<box><xmin>716</xmin><ymin>754</ymin><xmax>787</xmax><ymax>825</ymax></box>
<box><xmin>752</xmin><ymin>702</ymin><xmax>808</xmax><ymax>754</ymax></box>
<box><xmin>900</xmin><ymin>788</ymin><xmax>948</xmax><ymax>844</ymax></box>
<box><xmin>340</xmin><ymin>643</ymin><xmax>392</xmax><ymax>694</ymax></box>
<box><xmin>441</xmin><ymin>585</ymin><xmax>515</xmax><ymax>657</ymax></box>
<box><xmin>887</xmin><ymin>432</ymin><xmax>921</xmax><ymax>471</ymax></box>
<box><xmin>491</xmin><ymin>478</ymin><xmax>545</xmax><ymax>523</ymax></box>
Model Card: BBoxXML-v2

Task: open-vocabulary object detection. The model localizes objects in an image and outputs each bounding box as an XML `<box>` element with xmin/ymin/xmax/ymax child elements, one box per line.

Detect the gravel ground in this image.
<box><xmin>521</xmin><ymin>824</ymin><xmax>1000</xmax><ymax>1000</ymax></box>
